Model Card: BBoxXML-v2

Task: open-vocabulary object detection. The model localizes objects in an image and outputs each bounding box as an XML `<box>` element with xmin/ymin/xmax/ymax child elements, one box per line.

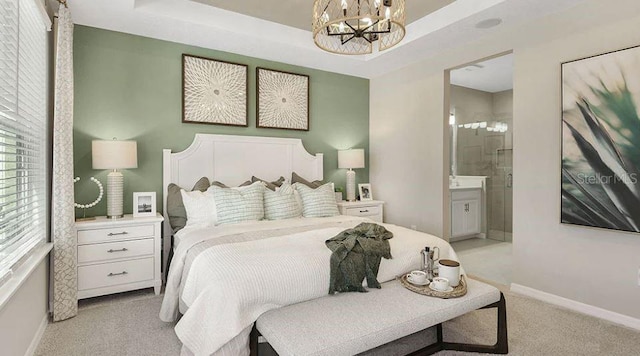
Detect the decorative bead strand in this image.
<box><xmin>74</xmin><ymin>176</ymin><xmax>104</xmax><ymax>209</ymax></box>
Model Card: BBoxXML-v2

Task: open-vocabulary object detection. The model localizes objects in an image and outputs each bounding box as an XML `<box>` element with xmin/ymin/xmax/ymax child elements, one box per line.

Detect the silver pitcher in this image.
<box><xmin>421</xmin><ymin>246</ymin><xmax>440</xmax><ymax>281</ymax></box>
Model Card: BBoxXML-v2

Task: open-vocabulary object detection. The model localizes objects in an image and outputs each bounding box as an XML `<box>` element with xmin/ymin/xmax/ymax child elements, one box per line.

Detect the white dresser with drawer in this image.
<box><xmin>337</xmin><ymin>200</ymin><xmax>384</xmax><ymax>223</ymax></box>
<box><xmin>75</xmin><ymin>213</ymin><xmax>163</xmax><ymax>299</ymax></box>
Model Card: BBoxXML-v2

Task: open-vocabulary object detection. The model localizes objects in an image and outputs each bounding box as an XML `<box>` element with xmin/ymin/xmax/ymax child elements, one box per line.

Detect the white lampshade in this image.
<box><xmin>338</xmin><ymin>149</ymin><xmax>365</xmax><ymax>169</ymax></box>
<box><xmin>92</xmin><ymin>140</ymin><xmax>138</xmax><ymax>170</ymax></box>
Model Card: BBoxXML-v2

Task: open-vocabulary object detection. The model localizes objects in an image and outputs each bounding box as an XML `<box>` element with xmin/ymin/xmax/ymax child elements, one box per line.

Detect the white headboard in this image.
<box><xmin>162</xmin><ymin>134</ymin><xmax>323</xmax><ymax>260</ymax></box>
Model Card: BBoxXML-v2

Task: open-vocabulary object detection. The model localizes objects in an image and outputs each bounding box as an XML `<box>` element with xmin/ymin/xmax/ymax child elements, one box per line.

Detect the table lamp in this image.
<box><xmin>338</xmin><ymin>149</ymin><xmax>365</xmax><ymax>202</ymax></box>
<box><xmin>92</xmin><ymin>139</ymin><xmax>138</xmax><ymax>218</ymax></box>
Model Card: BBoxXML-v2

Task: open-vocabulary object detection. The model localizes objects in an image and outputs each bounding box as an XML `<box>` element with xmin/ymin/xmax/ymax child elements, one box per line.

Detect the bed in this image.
<box><xmin>159</xmin><ymin>134</ymin><xmax>461</xmax><ymax>356</ymax></box>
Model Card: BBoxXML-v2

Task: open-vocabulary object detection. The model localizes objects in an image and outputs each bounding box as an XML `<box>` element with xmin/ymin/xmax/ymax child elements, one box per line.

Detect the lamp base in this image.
<box><xmin>107</xmin><ymin>170</ymin><xmax>124</xmax><ymax>219</ymax></box>
<box><xmin>346</xmin><ymin>169</ymin><xmax>356</xmax><ymax>202</ymax></box>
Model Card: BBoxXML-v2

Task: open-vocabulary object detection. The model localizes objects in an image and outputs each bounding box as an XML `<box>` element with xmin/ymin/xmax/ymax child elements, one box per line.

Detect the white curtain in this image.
<box><xmin>51</xmin><ymin>5</ymin><xmax>77</xmax><ymax>322</ymax></box>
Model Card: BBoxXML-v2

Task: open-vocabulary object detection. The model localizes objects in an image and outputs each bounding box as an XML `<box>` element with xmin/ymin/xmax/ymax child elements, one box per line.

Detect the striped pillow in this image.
<box><xmin>264</xmin><ymin>183</ymin><xmax>302</xmax><ymax>220</ymax></box>
<box><xmin>293</xmin><ymin>182</ymin><xmax>340</xmax><ymax>218</ymax></box>
<box><xmin>209</xmin><ymin>182</ymin><xmax>265</xmax><ymax>225</ymax></box>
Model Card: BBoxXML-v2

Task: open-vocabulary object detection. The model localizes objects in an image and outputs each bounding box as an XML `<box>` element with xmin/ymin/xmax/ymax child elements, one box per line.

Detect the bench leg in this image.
<box><xmin>409</xmin><ymin>292</ymin><xmax>508</xmax><ymax>355</ymax></box>
<box><xmin>250</xmin><ymin>324</ymin><xmax>259</xmax><ymax>356</ymax></box>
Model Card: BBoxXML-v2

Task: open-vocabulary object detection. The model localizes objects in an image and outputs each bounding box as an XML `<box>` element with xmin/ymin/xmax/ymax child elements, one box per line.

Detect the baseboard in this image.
<box><xmin>450</xmin><ymin>233</ymin><xmax>482</xmax><ymax>242</ymax></box>
<box><xmin>510</xmin><ymin>283</ymin><xmax>640</xmax><ymax>331</ymax></box>
<box><xmin>24</xmin><ymin>313</ymin><xmax>48</xmax><ymax>356</ymax></box>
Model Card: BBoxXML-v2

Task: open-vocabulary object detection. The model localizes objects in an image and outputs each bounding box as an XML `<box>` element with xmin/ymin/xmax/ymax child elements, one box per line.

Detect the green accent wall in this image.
<box><xmin>73</xmin><ymin>26</ymin><xmax>369</xmax><ymax>217</ymax></box>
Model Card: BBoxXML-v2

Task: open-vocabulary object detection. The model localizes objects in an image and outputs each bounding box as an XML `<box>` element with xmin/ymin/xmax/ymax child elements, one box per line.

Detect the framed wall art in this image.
<box><xmin>182</xmin><ymin>54</ymin><xmax>248</xmax><ymax>126</ymax></box>
<box><xmin>256</xmin><ymin>67</ymin><xmax>309</xmax><ymax>131</ymax></box>
<box><xmin>561</xmin><ymin>44</ymin><xmax>640</xmax><ymax>233</ymax></box>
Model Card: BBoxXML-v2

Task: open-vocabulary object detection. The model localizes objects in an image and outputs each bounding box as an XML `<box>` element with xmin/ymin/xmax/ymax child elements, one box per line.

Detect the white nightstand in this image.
<box><xmin>75</xmin><ymin>213</ymin><xmax>163</xmax><ymax>299</ymax></box>
<box><xmin>337</xmin><ymin>200</ymin><xmax>384</xmax><ymax>223</ymax></box>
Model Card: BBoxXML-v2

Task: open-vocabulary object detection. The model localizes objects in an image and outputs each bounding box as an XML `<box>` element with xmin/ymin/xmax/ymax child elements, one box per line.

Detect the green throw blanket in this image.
<box><xmin>325</xmin><ymin>222</ymin><xmax>393</xmax><ymax>294</ymax></box>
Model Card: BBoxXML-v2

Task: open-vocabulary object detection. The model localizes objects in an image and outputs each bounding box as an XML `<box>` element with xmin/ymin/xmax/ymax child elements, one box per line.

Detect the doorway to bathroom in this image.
<box><xmin>447</xmin><ymin>53</ymin><xmax>513</xmax><ymax>286</ymax></box>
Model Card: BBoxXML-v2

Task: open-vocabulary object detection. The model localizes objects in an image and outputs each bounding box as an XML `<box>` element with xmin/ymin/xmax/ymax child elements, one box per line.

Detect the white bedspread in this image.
<box><xmin>161</xmin><ymin>217</ymin><xmax>458</xmax><ymax>356</ymax></box>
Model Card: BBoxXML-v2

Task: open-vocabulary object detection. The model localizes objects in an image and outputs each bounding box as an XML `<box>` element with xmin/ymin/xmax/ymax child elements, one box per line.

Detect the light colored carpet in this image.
<box><xmin>452</xmin><ymin>239</ymin><xmax>513</xmax><ymax>285</ymax></box>
<box><xmin>35</xmin><ymin>286</ymin><xmax>640</xmax><ymax>356</ymax></box>
<box><xmin>35</xmin><ymin>289</ymin><xmax>180</xmax><ymax>356</ymax></box>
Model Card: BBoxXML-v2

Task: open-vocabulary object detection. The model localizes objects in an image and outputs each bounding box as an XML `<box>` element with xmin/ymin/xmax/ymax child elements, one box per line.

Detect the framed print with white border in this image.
<box><xmin>133</xmin><ymin>192</ymin><xmax>156</xmax><ymax>218</ymax></box>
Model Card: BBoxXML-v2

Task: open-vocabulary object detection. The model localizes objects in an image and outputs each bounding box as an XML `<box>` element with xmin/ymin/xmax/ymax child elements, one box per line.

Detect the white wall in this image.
<box><xmin>0</xmin><ymin>260</ymin><xmax>49</xmax><ymax>356</ymax></box>
<box><xmin>512</xmin><ymin>15</ymin><xmax>640</xmax><ymax>320</ymax></box>
<box><xmin>450</xmin><ymin>85</ymin><xmax>493</xmax><ymax>124</ymax></box>
<box><xmin>492</xmin><ymin>90</ymin><xmax>513</xmax><ymax>117</ymax></box>
<box><xmin>370</xmin><ymin>69</ymin><xmax>447</xmax><ymax>236</ymax></box>
<box><xmin>370</xmin><ymin>0</ymin><xmax>640</xmax><ymax>319</ymax></box>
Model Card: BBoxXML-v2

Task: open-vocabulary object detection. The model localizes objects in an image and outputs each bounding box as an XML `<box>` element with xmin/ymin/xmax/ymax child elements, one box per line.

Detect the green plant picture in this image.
<box><xmin>562</xmin><ymin>45</ymin><xmax>640</xmax><ymax>233</ymax></box>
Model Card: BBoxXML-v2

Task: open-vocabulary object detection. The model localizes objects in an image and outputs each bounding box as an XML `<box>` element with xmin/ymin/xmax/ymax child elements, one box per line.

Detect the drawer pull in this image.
<box><xmin>108</xmin><ymin>231</ymin><xmax>128</xmax><ymax>236</ymax></box>
<box><xmin>107</xmin><ymin>271</ymin><xmax>128</xmax><ymax>277</ymax></box>
<box><xmin>107</xmin><ymin>248</ymin><xmax>128</xmax><ymax>253</ymax></box>
<box><xmin>359</xmin><ymin>210</ymin><xmax>369</xmax><ymax>213</ymax></box>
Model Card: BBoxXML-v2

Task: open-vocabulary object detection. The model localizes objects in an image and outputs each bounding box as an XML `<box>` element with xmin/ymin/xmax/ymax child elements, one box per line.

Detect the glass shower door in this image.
<box><xmin>489</xmin><ymin>148</ymin><xmax>513</xmax><ymax>242</ymax></box>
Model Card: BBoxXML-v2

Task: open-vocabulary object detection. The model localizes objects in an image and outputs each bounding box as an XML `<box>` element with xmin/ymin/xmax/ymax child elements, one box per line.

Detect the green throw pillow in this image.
<box><xmin>211</xmin><ymin>180</ymin><xmax>252</xmax><ymax>188</ymax></box>
<box><xmin>291</xmin><ymin>172</ymin><xmax>323</xmax><ymax>188</ymax></box>
<box><xmin>251</xmin><ymin>176</ymin><xmax>285</xmax><ymax>191</ymax></box>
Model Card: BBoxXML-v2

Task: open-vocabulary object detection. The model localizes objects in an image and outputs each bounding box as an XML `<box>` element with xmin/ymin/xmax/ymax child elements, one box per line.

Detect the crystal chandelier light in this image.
<box><xmin>312</xmin><ymin>0</ymin><xmax>406</xmax><ymax>55</ymax></box>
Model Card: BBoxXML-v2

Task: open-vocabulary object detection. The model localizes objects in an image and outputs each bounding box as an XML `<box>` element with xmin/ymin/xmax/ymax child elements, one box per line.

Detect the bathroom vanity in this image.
<box><xmin>450</xmin><ymin>176</ymin><xmax>486</xmax><ymax>241</ymax></box>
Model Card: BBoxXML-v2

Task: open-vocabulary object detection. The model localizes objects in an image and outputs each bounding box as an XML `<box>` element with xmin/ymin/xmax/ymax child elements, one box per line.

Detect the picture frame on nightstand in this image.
<box><xmin>133</xmin><ymin>192</ymin><xmax>156</xmax><ymax>218</ymax></box>
<box><xmin>358</xmin><ymin>183</ymin><xmax>373</xmax><ymax>201</ymax></box>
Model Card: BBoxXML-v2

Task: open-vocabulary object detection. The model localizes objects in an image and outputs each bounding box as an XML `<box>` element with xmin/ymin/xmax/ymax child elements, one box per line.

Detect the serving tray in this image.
<box><xmin>399</xmin><ymin>274</ymin><xmax>467</xmax><ymax>299</ymax></box>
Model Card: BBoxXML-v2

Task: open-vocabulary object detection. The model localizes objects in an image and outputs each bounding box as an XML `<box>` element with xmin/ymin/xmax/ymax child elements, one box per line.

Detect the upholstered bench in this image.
<box><xmin>250</xmin><ymin>278</ymin><xmax>507</xmax><ymax>356</ymax></box>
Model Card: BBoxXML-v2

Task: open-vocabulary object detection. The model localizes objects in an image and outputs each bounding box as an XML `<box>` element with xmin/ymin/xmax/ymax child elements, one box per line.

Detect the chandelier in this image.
<box><xmin>312</xmin><ymin>0</ymin><xmax>406</xmax><ymax>55</ymax></box>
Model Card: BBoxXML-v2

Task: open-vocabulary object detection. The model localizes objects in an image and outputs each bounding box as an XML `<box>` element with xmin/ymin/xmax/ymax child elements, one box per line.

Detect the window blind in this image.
<box><xmin>0</xmin><ymin>0</ymin><xmax>49</xmax><ymax>282</ymax></box>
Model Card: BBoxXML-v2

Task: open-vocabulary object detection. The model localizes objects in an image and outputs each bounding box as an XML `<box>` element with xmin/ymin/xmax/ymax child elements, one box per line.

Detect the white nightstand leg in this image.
<box><xmin>154</xmin><ymin>284</ymin><xmax>161</xmax><ymax>295</ymax></box>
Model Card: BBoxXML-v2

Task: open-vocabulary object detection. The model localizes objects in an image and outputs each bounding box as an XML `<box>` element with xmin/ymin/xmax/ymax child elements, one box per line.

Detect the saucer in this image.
<box><xmin>429</xmin><ymin>282</ymin><xmax>453</xmax><ymax>293</ymax></box>
<box><xmin>406</xmin><ymin>275</ymin><xmax>429</xmax><ymax>286</ymax></box>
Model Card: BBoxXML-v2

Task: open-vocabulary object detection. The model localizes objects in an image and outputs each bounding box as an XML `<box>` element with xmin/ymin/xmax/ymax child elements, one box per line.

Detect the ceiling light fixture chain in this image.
<box><xmin>312</xmin><ymin>0</ymin><xmax>406</xmax><ymax>55</ymax></box>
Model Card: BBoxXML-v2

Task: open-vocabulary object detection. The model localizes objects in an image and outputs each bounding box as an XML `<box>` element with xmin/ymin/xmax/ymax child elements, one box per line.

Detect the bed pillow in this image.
<box><xmin>251</xmin><ymin>176</ymin><xmax>285</xmax><ymax>191</ymax></box>
<box><xmin>264</xmin><ymin>183</ymin><xmax>302</xmax><ymax>220</ymax></box>
<box><xmin>181</xmin><ymin>188</ymin><xmax>217</xmax><ymax>228</ymax></box>
<box><xmin>293</xmin><ymin>182</ymin><xmax>340</xmax><ymax>218</ymax></box>
<box><xmin>167</xmin><ymin>177</ymin><xmax>210</xmax><ymax>233</ymax></box>
<box><xmin>291</xmin><ymin>172</ymin><xmax>323</xmax><ymax>188</ymax></box>
<box><xmin>211</xmin><ymin>180</ymin><xmax>252</xmax><ymax>188</ymax></box>
<box><xmin>209</xmin><ymin>182</ymin><xmax>266</xmax><ymax>225</ymax></box>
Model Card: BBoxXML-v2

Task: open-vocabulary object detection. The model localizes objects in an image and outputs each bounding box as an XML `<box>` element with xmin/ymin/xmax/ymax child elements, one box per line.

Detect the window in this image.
<box><xmin>0</xmin><ymin>0</ymin><xmax>49</xmax><ymax>282</ymax></box>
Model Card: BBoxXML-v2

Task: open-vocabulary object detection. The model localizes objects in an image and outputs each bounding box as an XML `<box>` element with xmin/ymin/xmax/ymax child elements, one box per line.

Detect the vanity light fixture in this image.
<box><xmin>458</xmin><ymin>121</ymin><xmax>508</xmax><ymax>133</ymax></box>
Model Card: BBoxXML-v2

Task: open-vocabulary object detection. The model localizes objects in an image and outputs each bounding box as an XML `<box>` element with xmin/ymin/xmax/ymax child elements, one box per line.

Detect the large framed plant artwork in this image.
<box><xmin>561</xmin><ymin>45</ymin><xmax>640</xmax><ymax>233</ymax></box>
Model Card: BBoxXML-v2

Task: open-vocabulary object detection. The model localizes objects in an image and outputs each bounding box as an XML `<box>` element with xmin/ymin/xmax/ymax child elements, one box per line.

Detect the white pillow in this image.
<box><xmin>209</xmin><ymin>182</ymin><xmax>266</xmax><ymax>225</ymax></box>
<box><xmin>293</xmin><ymin>182</ymin><xmax>340</xmax><ymax>218</ymax></box>
<box><xmin>264</xmin><ymin>183</ymin><xmax>302</xmax><ymax>220</ymax></box>
<box><xmin>180</xmin><ymin>189</ymin><xmax>217</xmax><ymax>228</ymax></box>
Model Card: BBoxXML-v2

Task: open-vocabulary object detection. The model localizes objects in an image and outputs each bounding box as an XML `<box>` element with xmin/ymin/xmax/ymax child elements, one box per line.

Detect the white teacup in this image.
<box><xmin>408</xmin><ymin>270</ymin><xmax>427</xmax><ymax>284</ymax></box>
<box><xmin>438</xmin><ymin>259</ymin><xmax>461</xmax><ymax>287</ymax></box>
<box><xmin>431</xmin><ymin>277</ymin><xmax>450</xmax><ymax>291</ymax></box>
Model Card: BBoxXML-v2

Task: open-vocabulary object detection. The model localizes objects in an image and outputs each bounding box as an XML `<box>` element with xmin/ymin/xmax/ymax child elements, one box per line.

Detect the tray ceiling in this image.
<box><xmin>190</xmin><ymin>0</ymin><xmax>456</xmax><ymax>30</ymax></box>
<box><xmin>68</xmin><ymin>0</ymin><xmax>589</xmax><ymax>78</ymax></box>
